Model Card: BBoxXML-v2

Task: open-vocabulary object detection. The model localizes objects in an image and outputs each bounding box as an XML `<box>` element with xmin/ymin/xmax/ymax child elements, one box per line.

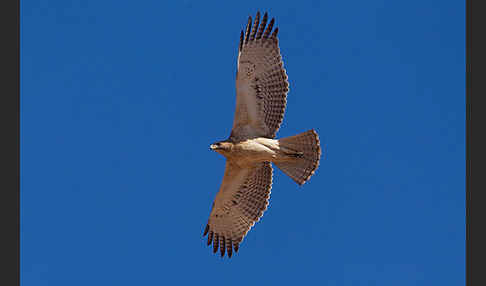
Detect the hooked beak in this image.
<box><xmin>210</xmin><ymin>144</ymin><xmax>217</xmax><ymax>150</ymax></box>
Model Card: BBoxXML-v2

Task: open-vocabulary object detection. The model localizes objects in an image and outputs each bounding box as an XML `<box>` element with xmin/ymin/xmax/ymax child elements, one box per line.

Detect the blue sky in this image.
<box><xmin>21</xmin><ymin>0</ymin><xmax>465</xmax><ymax>285</ymax></box>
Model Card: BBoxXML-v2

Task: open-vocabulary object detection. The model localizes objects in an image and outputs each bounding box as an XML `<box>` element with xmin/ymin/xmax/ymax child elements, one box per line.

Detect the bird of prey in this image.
<box><xmin>203</xmin><ymin>11</ymin><xmax>321</xmax><ymax>258</ymax></box>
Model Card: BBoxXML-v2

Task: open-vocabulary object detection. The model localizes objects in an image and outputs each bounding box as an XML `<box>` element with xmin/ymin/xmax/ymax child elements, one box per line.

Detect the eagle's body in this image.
<box><xmin>211</xmin><ymin>138</ymin><xmax>299</xmax><ymax>167</ymax></box>
<box><xmin>203</xmin><ymin>12</ymin><xmax>322</xmax><ymax>258</ymax></box>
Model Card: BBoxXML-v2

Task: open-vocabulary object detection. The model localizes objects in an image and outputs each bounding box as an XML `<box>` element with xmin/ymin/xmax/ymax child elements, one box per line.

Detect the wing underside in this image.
<box><xmin>203</xmin><ymin>161</ymin><xmax>273</xmax><ymax>257</ymax></box>
<box><xmin>231</xmin><ymin>12</ymin><xmax>290</xmax><ymax>141</ymax></box>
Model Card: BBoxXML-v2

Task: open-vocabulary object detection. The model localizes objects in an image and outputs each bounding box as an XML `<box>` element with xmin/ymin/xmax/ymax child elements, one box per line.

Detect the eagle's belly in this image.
<box><xmin>229</xmin><ymin>138</ymin><xmax>281</xmax><ymax>165</ymax></box>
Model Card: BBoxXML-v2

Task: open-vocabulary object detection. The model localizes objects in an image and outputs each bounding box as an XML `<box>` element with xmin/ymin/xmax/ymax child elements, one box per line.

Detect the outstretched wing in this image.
<box><xmin>203</xmin><ymin>161</ymin><xmax>273</xmax><ymax>258</ymax></box>
<box><xmin>231</xmin><ymin>12</ymin><xmax>289</xmax><ymax>141</ymax></box>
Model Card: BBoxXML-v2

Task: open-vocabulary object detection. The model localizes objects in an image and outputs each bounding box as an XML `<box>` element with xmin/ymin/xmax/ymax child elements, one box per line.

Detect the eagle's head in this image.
<box><xmin>210</xmin><ymin>141</ymin><xmax>233</xmax><ymax>155</ymax></box>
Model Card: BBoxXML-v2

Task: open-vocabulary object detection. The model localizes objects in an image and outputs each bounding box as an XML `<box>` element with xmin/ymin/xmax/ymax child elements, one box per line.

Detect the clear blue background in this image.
<box><xmin>21</xmin><ymin>0</ymin><xmax>465</xmax><ymax>285</ymax></box>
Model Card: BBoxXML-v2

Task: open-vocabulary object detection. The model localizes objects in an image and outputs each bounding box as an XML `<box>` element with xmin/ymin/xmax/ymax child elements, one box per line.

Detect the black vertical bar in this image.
<box><xmin>465</xmin><ymin>0</ymin><xmax>471</xmax><ymax>284</ymax></box>
<box><xmin>0</xmin><ymin>0</ymin><xmax>20</xmax><ymax>285</ymax></box>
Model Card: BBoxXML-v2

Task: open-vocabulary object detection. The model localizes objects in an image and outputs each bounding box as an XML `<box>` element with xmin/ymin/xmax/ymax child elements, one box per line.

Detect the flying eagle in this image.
<box><xmin>203</xmin><ymin>11</ymin><xmax>322</xmax><ymax>258</ymax></box>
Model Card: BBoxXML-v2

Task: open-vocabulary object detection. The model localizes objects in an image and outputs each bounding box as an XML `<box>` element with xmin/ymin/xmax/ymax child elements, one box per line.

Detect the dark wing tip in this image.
<box><xmin>272</xmin><ymin>27</ymin><xmax>279</xmax><ymax>38</ymax></box>
<box><xmin>206</xmin><ymin>232</ymin><xmax>237</xmax><ymax>258</ymax></box>
<box><xmin>263</xmin><ymin>18</ymin><xmax>275</xmax><ymax>39</ymax></box>
<box><xmin>227</xmin><ymin>239</ymin><xmax>233</xmax><ymax>258</ymax></box>
<box><xmin>207</xmin><ymin>231</ymin><xmax>213</xmax><ymax>246</ymax></box>
<box><xmin>239</xmin><ymin>30</ymin><xmax>244</xmax><ymax>51</ymax></box>
<box><xmin>203</xmin><ymin>224</ymin><xmax>209</xmax><ymax>236</ymax></box>
<box><xmin>256</xmin><ymin>12</ymin><xmax>268</xmax><ymax>39</ymax></box>
<box><xmin>241</xmin><ymin>12</ymin><xmax>278</xmax><ymax>51</ymax></box>
<box><xmin>220</xmin><ymin>236</ymin><xmax>226</xmax><ymax>257</ymax></box>
<box><xmin>244</xmin><ymin>16</ymin><xmax>252</xmax><ymax>44</ymax></box>
<box><xmin>213</xmin><ymin>233</ymin><xmax>219</xmax><ymax>253</ymax></box>
<box><xmin>250</xmin><ymin>12</ymin><xmax>260</xmax><ymax>41</ymax></box>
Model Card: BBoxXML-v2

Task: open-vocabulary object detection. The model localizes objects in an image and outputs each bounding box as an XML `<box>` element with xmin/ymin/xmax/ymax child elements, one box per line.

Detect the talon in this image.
<box><xmin>290</xmin><ymin>152</ymin><xmax>304</xmax><ymax>158</ymax></box>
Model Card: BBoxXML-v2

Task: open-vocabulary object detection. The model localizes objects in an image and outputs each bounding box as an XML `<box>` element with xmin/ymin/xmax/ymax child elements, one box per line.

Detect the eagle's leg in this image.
<box><xmin>279</xmin><ymin>146</ymin><xmax>304</xmax><ymax>158</ymax></box>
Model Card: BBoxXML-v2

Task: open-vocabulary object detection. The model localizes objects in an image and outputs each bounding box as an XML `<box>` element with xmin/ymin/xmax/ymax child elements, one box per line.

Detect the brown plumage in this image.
<box><xmin>204</xmin><ymin>12</ymin><xmax>322</xmax><ymax>258</ymax></box>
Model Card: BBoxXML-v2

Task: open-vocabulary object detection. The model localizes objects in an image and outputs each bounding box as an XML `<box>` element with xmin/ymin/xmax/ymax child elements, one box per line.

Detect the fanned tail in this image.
<box><xmin>275</xmin><ymin>129</ymin><xmax>321</xmax><ymax>185</ymax></box>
